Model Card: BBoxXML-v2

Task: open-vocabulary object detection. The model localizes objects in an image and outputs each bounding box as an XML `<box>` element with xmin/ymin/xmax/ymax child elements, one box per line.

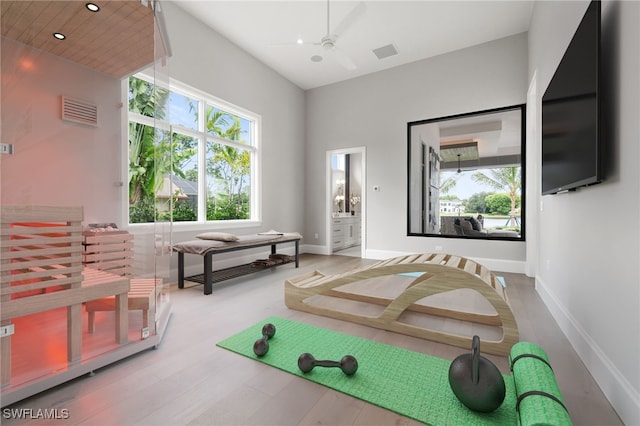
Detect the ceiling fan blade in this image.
<box><xmin>330</xmin><ymin>46</ymin><xmax>357</xmax><ymax>70</ymax></box>
<box><xmin>269</xmin><ymin>41</ymin><xmax>321</xmax><ymax>47</ymax></box>
<box><xmin>332</xmin><ymin>2</ymin><xmax>366</xmax><ymax>38</ymax></box>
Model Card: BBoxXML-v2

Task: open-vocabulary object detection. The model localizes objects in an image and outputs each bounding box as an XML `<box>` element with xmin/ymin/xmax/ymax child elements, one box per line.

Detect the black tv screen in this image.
<box><xmin>541</xmin><ymin>0</ymin><xmax>602</xmax><ymax>195</ymax></box>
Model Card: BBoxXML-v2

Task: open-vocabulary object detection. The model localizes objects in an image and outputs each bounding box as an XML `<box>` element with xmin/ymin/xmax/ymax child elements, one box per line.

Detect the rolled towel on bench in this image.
<box><xmin>510</xmin><ymin>341</ymin><xmax>572</xmax><ymax>426</ymax></box>
<box><xmin>269</xmin><ymin>253</ymin><xmax>293</xmax><ymax>262</ymax></box>
<box><xmin>252</xmin><ymin>258</ymin><xmax>280</xmax><ymax>267</ymax></box>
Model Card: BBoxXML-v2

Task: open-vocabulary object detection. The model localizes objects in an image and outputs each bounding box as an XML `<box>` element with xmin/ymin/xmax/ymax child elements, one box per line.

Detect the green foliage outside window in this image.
<box><xmin>206</xmin><ymin>193</ymin><xmax>249</xmax><ymax>220</ymax></box>
<box><xmin>472</xmin><ymin>167</ymin><xmax>521</xmax><ymax>227</ymax></box>
<box><xmin>161</xmin><ymin>199</ymin><xmax>197</xmax><ymax>222</ymax></box>
<box><xmin>128</xmin><ymin>76</ymin><xmax>253</xmax><ymax>223</ymax></box>
<box><xmin>129</xmin><ymin>197</ymin><xmax>157</xmax><ymax>223</ymax></box>
<box><xmin>485</xmin><ymin>193</ymin><xmax>514</xmax><ymax>215</ymax></box>
<box><xmin>465</xmin><ymin>192</ymin><xmax>492</xmax><ymax>214</ymax></box>
<box><xmin>204</xmin><ymin>108</ymin><xmax>251</xmax><ymax>221</ymax></box>
<box><xmin>128</xmin><ymin>75</ymin><xmax>169</xmax><ymax>206</ymax></box>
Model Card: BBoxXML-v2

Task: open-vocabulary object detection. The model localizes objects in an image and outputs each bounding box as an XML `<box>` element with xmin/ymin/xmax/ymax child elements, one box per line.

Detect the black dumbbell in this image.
<box><xmin>253</xmin><ymin>323</ymin><xmax>276</xmax><ymax>357</ymax></box>
<box><xmin>297</xmin><ymin>352</ymin><xmax>358</xmax><ymax>376</ymax></box>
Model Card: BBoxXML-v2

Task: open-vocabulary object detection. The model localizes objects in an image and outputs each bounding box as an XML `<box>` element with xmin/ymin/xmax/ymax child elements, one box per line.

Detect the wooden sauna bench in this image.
<box><xmin>86</xmin><ymin>277</ymin><xmax>161</xmax><ymax>335</ymax></box>
<box><xmin>0</xmin><ymin>206</ymin><xmax>130</xmax><ymax>389</ymax></box>
<box><xmin>173</xmin><ymin>233</ymin><xmax>301</xmax><ymax>295</ymax></box>
<box><xmin>82</xmin><ymin>229</ymin><xmax>161</xmax><ymax>336</ymax></box>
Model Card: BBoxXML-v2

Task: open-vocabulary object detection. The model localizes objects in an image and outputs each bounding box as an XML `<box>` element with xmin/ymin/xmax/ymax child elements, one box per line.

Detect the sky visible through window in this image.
<box><xmin>167</xmin><ymin>91</ymin><xmax>252</xmax><ymax>190</ymax></box>
<box><xmin>440</xmin><ymin>170</ymin><xmax>496</xmax><ymax>200</ymax></box>
<box><xmin>168</xmin><ymin>92</ymin><xmax>251</xmax><ymax>139</ymax></box>
<box><xmin>169</xmin><ymin>92</ymin><xmax>198</xmax><ymax>131</ymax></box>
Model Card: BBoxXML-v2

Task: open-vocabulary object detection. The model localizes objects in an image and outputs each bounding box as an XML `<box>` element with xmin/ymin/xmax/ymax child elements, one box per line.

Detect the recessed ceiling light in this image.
<box><xmin>53</xmin><ymin>32</ymin><xmax>66</xmax><ymax>40</ymax></box>
<box><xmin>86</xmin><ymin>3</ymin><xmax>100</xmax><ymax>12</ymax></box>
<box><xmin>310</xmin><ymin>55</ymin><xmax>323</xmax><ymax>63</ymax></box>
<box><xmin>297</xmin><ymin>38</ymin><xmax>304</xmax><ymax>45</ymax></box>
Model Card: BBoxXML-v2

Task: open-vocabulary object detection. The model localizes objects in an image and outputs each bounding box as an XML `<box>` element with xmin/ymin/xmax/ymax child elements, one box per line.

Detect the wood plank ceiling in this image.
<box><xmin>439</xmin><ymin>141</ymin><xmax>480</xmax><ymax>162</ymax></box>
<box><xmin>1</xmin><ymin>0</ymin><xmax>155</xmax><ymax>79</ymax></box>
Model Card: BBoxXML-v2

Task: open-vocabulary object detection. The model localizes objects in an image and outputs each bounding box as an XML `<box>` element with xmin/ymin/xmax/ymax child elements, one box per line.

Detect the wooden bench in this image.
<box><xmin>172</xmin><ymin>233</ymin><xmax>301</xmax><ymax>295</ymax></box>
<box><xmin>0</xmin><ymin>206</ymin><xmax>129</xmax><ymax>388</ymax></box>
<box><xmin>82</xmin><ymin>230</ymin><xmax>159</xmax><ymax>336</ymax></box>
<box><xmin>86</xmin><ymin>277</ymin><xmax>161</xmax><ymax>334</ymax></box>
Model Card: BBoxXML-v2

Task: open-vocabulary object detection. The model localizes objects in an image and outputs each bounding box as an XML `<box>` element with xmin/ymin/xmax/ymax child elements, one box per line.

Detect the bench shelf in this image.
<box><xmin>185</xmin><ymin>257</ymin><xmax>296</xmax><ymax>287</ymax></box>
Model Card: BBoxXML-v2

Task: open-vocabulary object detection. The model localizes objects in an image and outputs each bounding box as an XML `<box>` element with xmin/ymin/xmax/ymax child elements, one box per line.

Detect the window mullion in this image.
<box><xmin>130</xmin><ymin>112</ymin><xmax>169</xmax><ymax>131</ymax></box>
<box><xmin>207</xmin><ymin>135</ymin><xmax>255</xmax><ymax>152</ymax></box>
<box><xmin>198</xmin><ymin>99</ymin><xmax>207</xmax><ymax>222</ymax></box>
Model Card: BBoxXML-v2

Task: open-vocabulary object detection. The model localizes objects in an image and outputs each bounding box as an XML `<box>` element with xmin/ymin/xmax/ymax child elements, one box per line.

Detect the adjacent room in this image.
<box><xmin>1</xmin><ymin>0</ymin><xmax>638</xmax><ymax>424</ymax></box>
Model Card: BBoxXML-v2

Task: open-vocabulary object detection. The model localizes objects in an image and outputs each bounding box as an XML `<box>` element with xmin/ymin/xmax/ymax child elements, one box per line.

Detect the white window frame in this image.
<box><xmin>124</xmin><ymin>74</ymin><xmax>262</xmax><ymax>231</ymax></box>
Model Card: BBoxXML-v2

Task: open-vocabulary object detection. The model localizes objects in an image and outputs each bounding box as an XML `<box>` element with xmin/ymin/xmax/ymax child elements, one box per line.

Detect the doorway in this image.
<box><xmin>326</xmin><ymin>147</ymin><xmax>366</xmax><ymax>257</ymax></box>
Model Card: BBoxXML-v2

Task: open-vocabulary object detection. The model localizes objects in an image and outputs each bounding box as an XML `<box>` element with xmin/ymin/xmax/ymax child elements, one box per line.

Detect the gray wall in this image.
<box><xmin>5</xmin><ymin>1</ymin><xmax>635</xmax><ymax>419</ymax></box>
<box><xmin>162</xmin><ymin>2</ymin><xmax>306</xmax><ymax>277</ymax></box>
<box><xmin>304</xmin><ymin>33</ymin><xmax>529</xmax><ymax>272</ymax></box>
<box><xmin>529</xmin><ymin>1</ymin><xmax>639</xmax><ymax>423</ymax></box>
<box><xmin>1</xmin><ymin>39</ymin><xmax>123</xmax><ymax>223</ymax></box>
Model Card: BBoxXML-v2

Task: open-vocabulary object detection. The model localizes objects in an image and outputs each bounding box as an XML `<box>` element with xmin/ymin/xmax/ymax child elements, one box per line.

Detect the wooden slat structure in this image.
<box><xmin>285</xmin><ymin>253</ymin><xmax>518</xmax><ymax>356</ymax></box>
<box><xmin>0</xmin><ymin>206</ymin><xmax>129</xmax><ymax>388</ymax></box>
<box><xmin>83</xmin><ymin>231</ymin><xmax>161</xmax><ymax>336</ymax></box>
<box><xmin>87</xmin><ymin>278</ymin><xmax>161</xmax><ymax>336</ymax></box>
<box><xmin>83</xmin><ymin>231</ymin><xmax>133</xmax><ymax>276</ymax></box>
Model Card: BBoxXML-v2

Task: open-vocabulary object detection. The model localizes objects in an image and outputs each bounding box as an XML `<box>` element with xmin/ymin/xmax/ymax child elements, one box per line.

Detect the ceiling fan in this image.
<box><xmin>294</xmin><ymin>0</ymin><xmax>366</xmax><ymax>70</ymax></box>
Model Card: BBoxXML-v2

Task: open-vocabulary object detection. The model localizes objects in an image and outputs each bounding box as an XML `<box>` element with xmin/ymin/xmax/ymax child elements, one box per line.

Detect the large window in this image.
<box><xmin>407</xmin><ymin>105</ymin><xmax>525</xmax><ymax>241</ymax></box>
<box><xmin>127</xmin><ymin>75</ymin><xmax>260</xmax><ymax>225</ymax></box>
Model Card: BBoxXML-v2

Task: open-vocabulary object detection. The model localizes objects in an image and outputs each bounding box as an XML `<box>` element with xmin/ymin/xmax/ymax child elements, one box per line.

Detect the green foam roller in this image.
<box><xmin>510</xmin><ymin>342</ymin><xmax>572</xmax><ymax>426</ymax></box>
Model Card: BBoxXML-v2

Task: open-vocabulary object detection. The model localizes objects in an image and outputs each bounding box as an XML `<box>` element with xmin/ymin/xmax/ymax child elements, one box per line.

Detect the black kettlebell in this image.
<box><xmin>448</xmin><ymin>335</ymin><xmax>506</xmax><ymax>413</ymax></box>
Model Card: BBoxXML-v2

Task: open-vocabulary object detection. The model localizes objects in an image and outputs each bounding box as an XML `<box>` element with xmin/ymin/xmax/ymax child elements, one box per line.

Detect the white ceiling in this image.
<box><xmin>172</xmin><ymin>0</ymin><xmax>534</xmax><ymax>90</ymax></box>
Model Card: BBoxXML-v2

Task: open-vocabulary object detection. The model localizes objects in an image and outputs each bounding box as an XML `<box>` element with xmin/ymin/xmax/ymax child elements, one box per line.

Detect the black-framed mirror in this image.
<box><xmin>407</xmin><ymin>105</ymin><xmax>526</xmax><ymax>240</ymax></box>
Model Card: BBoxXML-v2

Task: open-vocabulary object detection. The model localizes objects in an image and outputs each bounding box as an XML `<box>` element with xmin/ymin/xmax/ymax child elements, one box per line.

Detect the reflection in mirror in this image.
<box><xmin>331</xmin><ymin>153</ymin><xmax>362</xmax><ymax>216</ymax></box>
<box><xmin>407</xmin><ymin>105</ymin><xmax>525</xmax><ymax>240</ymax></box>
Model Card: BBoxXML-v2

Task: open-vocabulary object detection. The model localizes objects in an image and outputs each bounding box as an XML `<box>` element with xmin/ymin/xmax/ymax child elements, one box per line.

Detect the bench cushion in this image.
<box><xmin>172</xmin><ymin>233</ymin><xmax>301</xmax><ymax>256</ymax></box>
<box><xmin>196</xmin><ymin>232</ymin><xmax>239</xmax><ymax>242</ymax></box>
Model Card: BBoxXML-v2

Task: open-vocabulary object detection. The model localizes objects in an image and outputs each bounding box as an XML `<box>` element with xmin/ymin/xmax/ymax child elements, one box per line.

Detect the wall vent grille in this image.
<box><xmin>61</xmin><ymin>96</ymin><xmax>98</xmax><ymax>127</ymax></box>
<box><xmin>372</xmin><ymin>44</ymin><xmax>399</xmax><ymax>60</ymax></box>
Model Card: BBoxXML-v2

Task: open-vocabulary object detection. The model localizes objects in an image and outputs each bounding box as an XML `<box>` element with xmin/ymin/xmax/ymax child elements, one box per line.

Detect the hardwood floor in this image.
<box><xmin>2</xmin><ymin>254</ymin><xmax>622</xmax><ymax>425</ymax></box>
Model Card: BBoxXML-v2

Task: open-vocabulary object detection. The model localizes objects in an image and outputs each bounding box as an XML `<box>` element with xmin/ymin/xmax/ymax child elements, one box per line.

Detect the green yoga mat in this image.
<box><xmin>217</xmin><ymin>316</ymin><xmax>518</xmax><ymax>425</ymax></box>
<box><xmin>510</xmin><ymin>342</ymin><xmax>572</xmax><ymax>426</ymax></box>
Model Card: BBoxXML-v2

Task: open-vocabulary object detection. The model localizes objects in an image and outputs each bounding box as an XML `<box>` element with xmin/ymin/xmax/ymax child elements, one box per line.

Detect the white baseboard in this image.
<box><xmin>472</xmin><ymin>257</ymin><xmax>525</xmax><ymax>274</ymax></box>
<box><xmin>364</xmin><ymin>249</ymin><xmax>525</xmax><ymax>274</ymax></box>
<box><xmin>364</xmin><ymin>248</ymin><xmax>405</xmax><ymax>260</ymax></box>
<box><xmin>302</xmin><ymin>244</ymin><xmax>331</xmax><ymax>255</ymax></box>
<box><xmin>536</xmin><ymin>276</ymin><xmax>639</xmax><ymax>426</ymax></box>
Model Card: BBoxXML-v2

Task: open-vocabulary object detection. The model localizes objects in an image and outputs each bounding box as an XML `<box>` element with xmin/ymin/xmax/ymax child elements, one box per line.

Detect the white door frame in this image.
<box><xmin>526</xmin><ymin>71</ymin><xmax>539</xmax><ymax>278</ymax></box>
<box><xmin>326</xmin><ymin>147</ymin><xmax>366</xmax><ymax>257</ymax></box>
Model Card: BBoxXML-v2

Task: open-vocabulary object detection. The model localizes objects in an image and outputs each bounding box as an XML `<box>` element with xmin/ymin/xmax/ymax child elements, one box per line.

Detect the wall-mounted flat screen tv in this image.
<box><xmin>541</xmin><ymin>0</ymin><xmax>602</xmax><ymax>195</ymax></box>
